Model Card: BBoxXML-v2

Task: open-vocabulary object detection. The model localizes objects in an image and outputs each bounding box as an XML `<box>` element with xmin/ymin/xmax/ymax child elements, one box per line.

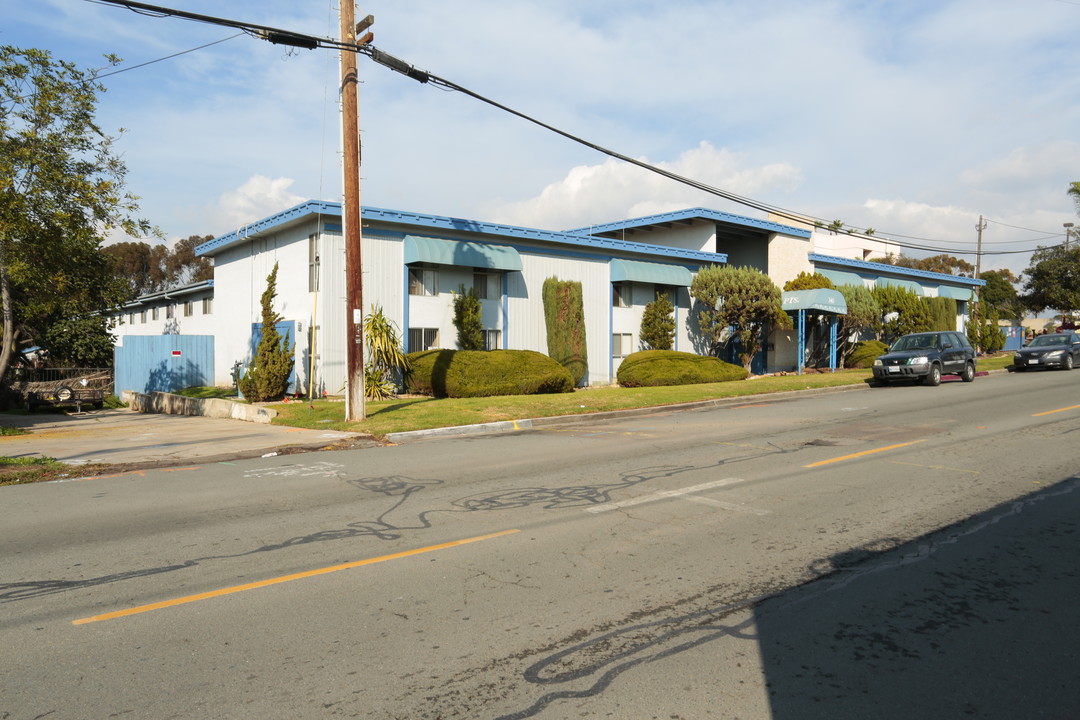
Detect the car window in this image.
<box><xmin>1030</xmin><ymin>335</ymin><xmax>1065</xmax><ymax>347</ymax></box>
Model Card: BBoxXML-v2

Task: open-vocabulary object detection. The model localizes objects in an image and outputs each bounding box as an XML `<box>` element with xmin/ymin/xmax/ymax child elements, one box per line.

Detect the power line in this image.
<box><xmin>94</xmin><ymin>33</ymin><xmax>244</xmax><ymax>79</ymax></box>
<box><xmin>83</xmin><ymin>0</ymin><xmax>1065</xmax><ymax>260</ymax></box>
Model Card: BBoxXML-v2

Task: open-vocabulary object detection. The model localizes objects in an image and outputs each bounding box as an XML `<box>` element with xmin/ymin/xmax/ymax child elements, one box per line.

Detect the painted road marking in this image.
<box><xmin>586</xmin><ymin>478</ymin><xmax>748</xmax><ymax>514</ymax></box>
<box><xmin>1033</xmin><ymin>404</ymin><xmax>1080</xmax><ymax>417</ymax></box>
<box><xmin>72</xmin><ymin>529</ymin><xmax>519</xmax><ymax>626</ymax></box>
<box><xmin>803</xmin><ymin>439</ymin><xmax>926</xmax><ymax>468</ymax></box>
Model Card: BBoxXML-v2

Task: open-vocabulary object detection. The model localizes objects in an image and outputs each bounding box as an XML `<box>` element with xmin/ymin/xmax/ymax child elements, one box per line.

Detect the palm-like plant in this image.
<box><xmin>363</xmin><ymin>306</ymin><xmax>411</xmax><ymax>399</ymax></box>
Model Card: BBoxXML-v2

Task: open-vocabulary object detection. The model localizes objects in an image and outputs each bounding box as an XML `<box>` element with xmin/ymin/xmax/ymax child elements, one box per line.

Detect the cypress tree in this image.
<box><xmin>238</xmin><ymin>263</ymin><xmax>294</xmax><ymax>401</ymax></box>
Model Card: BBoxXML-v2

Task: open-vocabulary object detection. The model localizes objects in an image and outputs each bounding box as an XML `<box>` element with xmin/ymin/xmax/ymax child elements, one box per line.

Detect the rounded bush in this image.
<box><xmin>847</xmin><ymin>340</ymin><xmax>888</xmax><ymax>368</ymax></box>
<box><xmin>617</xmin><ymin>350</ymin><xmax>749</xmax><ymax>387</ymax></box>
<box><xmin>405</xmin><ymin>349</ymin><xmax>574</xmax><ymax>398</ymax></box>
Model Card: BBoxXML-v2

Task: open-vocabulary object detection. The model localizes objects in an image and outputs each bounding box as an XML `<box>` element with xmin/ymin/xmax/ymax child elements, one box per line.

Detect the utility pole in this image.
<box><xmin>340</xmin><ymin>3</ymin><xmax>373</xmax><ymax>421</ymax></box>
<box><xmin>972</xmin><ymin>215</ymin><xmax>987</xmax><ymax>352</ymax></box>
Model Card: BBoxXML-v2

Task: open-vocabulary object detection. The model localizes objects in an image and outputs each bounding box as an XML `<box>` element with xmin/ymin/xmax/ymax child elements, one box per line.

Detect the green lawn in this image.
<box><xmin>270</xmin><ymin>354</ymin><xmax>1016</xmax><ymax>438</ymax></box>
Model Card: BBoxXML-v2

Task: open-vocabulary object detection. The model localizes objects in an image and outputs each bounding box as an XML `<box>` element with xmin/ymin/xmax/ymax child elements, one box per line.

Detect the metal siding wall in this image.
<box><xmin>114</xmin><ymin>335</ymin><xmax>214</xmax><ymax>395</ymax></box>
<box><xmin>512</xmin><ymin>253</ymin><xmax>610</xmax><ymax>385</ymax></box>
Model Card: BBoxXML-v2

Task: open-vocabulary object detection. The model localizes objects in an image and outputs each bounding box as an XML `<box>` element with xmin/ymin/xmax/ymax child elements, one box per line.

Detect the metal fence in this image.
<box><xmin>6</xmin><ymin>367</ymin><xmax>114</xmax><ymax>394</ymax></box>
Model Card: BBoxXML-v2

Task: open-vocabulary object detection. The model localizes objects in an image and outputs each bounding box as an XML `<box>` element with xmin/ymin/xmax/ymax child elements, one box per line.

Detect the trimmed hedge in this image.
<box><xmin>617</xmin><ymin>350</ymin><xmax>749</xmax><ymax>387</ymax></box>
<box><xmin>405</xmin><ymin>349</ymin><xmax>575</xmax><ymax>398</ymax></box>
<box><xmin>847</xmin><ymin>340</ymin><xmax>888</xmax><ymax>368</ymax></box>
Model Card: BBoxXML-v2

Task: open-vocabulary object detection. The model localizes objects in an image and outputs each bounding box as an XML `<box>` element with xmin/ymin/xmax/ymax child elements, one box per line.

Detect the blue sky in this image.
<box><xmin>5</xmin><ymin>0</ymin><xmax>1080</xmax><ymax>274</ymax></box>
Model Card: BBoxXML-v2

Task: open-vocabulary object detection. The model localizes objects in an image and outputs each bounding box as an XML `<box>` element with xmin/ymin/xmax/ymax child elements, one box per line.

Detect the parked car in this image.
<box><xmin>1013</xmin><ymin>332</ymin><xmax>1080</xmax><ymax>371</ymax></box>
<box><xmin>872</xmin><ymin>331</ymin><xmax>977</xmax><ymax>386</ymax></box>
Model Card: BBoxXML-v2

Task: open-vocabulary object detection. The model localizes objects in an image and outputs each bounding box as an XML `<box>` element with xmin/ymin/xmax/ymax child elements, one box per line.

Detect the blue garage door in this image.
<box><xmin>114</xmin><ymin>335</ymin><xmax>214</xmax><ymax>395</ymax></box>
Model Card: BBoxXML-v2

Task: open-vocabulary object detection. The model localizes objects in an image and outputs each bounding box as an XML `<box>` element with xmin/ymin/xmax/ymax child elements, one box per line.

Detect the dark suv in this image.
<box><xmin>872</xmin><ymin>331</ymin><xmax>977</xmax><ymax>386</ymax></box>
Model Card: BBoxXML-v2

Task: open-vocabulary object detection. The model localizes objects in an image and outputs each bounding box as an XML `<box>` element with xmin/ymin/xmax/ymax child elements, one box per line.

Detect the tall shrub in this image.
<box><xmin>872</xmin><ymin>285</ymin><xmax>931</xmax><ymax>343</ymax></box>
<box><xmin>640</xmin><ymin>292</ymin><xmax>676</xmax><ymax>350</ymax></box>
<box><xmin>835</xmin><ymin>284</ymin><xmax>880</xmax><ymax>368</ymax></box>
<box><xmin>922</xmin><ymin>296</ymin><xmax>958</xmax><ymax>331</ymax></box>
<box><xmin>452</xmin><ymin>285</ymin><xmax>484</xmax><ymax>350</ymax></box>
<box><xmin>542</xmin><ymin>277</ymin><xmax>587</xmax><ymax>385</ymax></box>
<box><xmin>238</xmin><ymin>262</ymin><xmax>294</xmax><ymax>401</ymax></box>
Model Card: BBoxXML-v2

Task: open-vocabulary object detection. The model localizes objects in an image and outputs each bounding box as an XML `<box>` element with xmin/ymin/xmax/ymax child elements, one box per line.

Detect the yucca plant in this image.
<box><xmin>363</xmin><ymin>306</ymin><xmax>411</xmax><ymax>399</ymax></box>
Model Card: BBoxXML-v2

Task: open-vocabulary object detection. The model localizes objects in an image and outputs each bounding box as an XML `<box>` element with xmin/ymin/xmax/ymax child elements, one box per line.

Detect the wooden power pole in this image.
<box><xmin>340</xmin><ymin>3</ymin><xmax>372</xmax><ymax>421</ymax></box>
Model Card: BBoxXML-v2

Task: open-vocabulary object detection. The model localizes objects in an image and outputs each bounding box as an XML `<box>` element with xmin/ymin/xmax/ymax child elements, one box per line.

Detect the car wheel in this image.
<box><xmin>1064</xmin><ymin>355</ymin><xmax>1074</xmax><ymax>371</ymax></box>
<box><xmin>926</xmin><ymin>364</ymin><xmax>941</xmax><ymax>387</ymax></box>
<box><xmin>961</xmin><ymin>362</ymin><xmax>975</xmax><ymax>382</ymax></box>
<box><xmin>55</xmin><ymin>385</ymin><xmax>74</xmax><ymax>402</ymax></box>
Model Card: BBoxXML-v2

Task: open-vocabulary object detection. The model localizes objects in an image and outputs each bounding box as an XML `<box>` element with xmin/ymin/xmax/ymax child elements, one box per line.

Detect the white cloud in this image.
<box><xmin>489</xmin><ymin>142</ymin><xmax>802</xmax><ymax>230</ymax></box>
<box><xmin>182</xmin><ymin>176</ymin><xmax>305</xmax><ymax>238</ymax></box>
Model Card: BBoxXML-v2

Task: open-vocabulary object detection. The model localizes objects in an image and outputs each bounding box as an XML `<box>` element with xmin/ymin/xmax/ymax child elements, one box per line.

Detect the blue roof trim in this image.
<box><xmin>809</xmin><ymin>253</ymin><xmax>985</xmax><ymax>287</ymax></box>
<box><xmin>198</xmin><ymin>201</ymin><xmax>728</xmax><ymax>264</ymax></box>
<box><xmin>569</xmin><ymin>207</ymin><xmax>812</xmax><ymax>239</ymax></box>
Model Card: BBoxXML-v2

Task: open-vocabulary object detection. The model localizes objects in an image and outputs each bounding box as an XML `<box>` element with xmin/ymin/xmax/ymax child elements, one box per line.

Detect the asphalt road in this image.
<box><xmin>2</xmin><ymin>369</ymin><xmax>1079</xmax><ymax>719</ymax></box>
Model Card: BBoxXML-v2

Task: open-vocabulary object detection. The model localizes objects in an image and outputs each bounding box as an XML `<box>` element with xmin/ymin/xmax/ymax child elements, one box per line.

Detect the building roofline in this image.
<box><xmin>122</xmin><ymin>279</ymin><xmax>215</xmax><ymax>309</ymax></box>
<box><xmin>568</xmin><ymin>207</ymin><xmax>813</xmax><ymax>239</ymax></box>
<box><xmin>809</xmin><ymin>253</ymin><xmax>986</xmax><ymax>286</ymax></box>
<box><xmin>197</xmin><ymin>201</ymin><xmax>729</xmax><ymax>265</ymax></box>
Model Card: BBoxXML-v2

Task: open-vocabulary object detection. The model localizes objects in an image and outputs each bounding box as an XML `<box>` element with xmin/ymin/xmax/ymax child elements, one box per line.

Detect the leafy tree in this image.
<box><xmin>639</xmin><ymin>292</ymin><xmax>676</xmax><ymax>350</ymax></box>
<box><xmin>363</xmin><ymin>305</ymin><xmax>410</xmax><ymax>399</ymax></box>
<box><xmin>103</xmin><ymin>235</ymin><xmax>213</xmax><ymax>296</ymax></box>
<box><xmin>690</xmin><ymin>265</ymin><xmax>791</xmax><ymax>371</ymax></box>
<box><xmin>922</xmin><ymin>296</ymin><xmax>958</xmax><ymax>332</ymax></box>
<box><xmin>783</xmin><ymin>272</ymin><xmax>834</xmax><ymax>291</ymax></box>
<box><xmin>1069</xmin><ymin>181</ymin><xmax>1080</xmax><ymax>214</ymax></box>
<box><xmin>452</xmin><ymin>284</ymin><xmax>484</xmax><ymax>350</ymax></box>
<box><xmin>979</xmin><ymin>269</ymin><xmax>1023</xmax><ymax>323</ymax></box>
<box><xmin>868</xmin><ymin>252</ymin><xmax>974</xmax><ymax>277</ymax></box>
<box><xmin>238</xmin><ymin>263</ymin><xmax>294</xmax><ymax>402</ymax></box>
<box><xmin>166</xmin><ymin>235</ymin><xmax>214</xmax><ymax>286</ymax></box>
<box><xmin>872</xmin><ymin>285</ymin><xmax>931</xmax><ymax>343</ymax></box>
<box><xmin>1</xmin><ymin>46</ymin><xmax>149</xmax><ymax>379</ymax></box>
<box><xmin>835</xmin><ymin>284</ymin><xmax>880</xmax><ymax>367</ymax></box>
<box><xmin>966</xmin><ymin>305</ymin><xmax>1005</xmax><ymax>353</ymax></box>
<box><xmin>542</xmin><ymin>277</ymin><xmax>588</xmax><ymax>385</ymax></box>
<box><xmin>1021</xmin><ymin>245</ymin><xmax>1080</xmax><ymax>318</ymax></box>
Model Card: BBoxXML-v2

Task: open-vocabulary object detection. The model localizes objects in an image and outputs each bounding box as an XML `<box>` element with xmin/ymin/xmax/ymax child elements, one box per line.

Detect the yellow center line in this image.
<box><xmin>72</xmin><ymin>529</ymin><xmax>519</xmax><ymax>626</ymax></box>
<box><xmin>803</xmin><ymin>439</ymin><xmax>926</xmax><ymax>468</ymax></box>
<box><xmin>1033</xmin><ymin>404</ymin><xmax>1080</xmax><ymax>417</ymax></box>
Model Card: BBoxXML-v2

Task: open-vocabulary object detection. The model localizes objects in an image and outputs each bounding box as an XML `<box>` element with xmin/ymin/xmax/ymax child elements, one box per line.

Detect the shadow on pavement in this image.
<box><xmin>757</xmin><ymin>476</ymin><xmax>1080</xmax><ymax>719</ymax></box>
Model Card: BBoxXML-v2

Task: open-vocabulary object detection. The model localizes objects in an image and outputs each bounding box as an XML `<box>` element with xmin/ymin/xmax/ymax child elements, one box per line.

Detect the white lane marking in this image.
<box><xmin>586</xmin><ymin>478</ymin><xmax>750</xmax><ymax>514</ymax></box>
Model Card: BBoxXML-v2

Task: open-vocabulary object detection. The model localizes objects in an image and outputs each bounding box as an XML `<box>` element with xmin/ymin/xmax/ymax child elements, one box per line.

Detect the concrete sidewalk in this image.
<box><xmin>0</xmin><ymin>408</ymin><xmax>376</xmax><ymax>467</ymax></box>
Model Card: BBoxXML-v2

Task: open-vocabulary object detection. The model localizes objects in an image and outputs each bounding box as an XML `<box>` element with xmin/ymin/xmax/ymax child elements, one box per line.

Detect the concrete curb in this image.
<box><xmin>122</xmin><ymin>390</ymin><xmax>277</xmax><ymax>424</ymax></box>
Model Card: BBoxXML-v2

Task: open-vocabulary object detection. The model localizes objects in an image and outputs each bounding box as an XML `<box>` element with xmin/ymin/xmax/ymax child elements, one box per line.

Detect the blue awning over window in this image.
<box><xmin>403</xmin><ymin>235</ymin><xmax>522</xmax><ymax>271</ymax></box>
<box><xmin>937</xmin><ymin>285</ymin><xmax>973</xmax><ymax>301</ymax></box>
<box><xmin>610</xmin><ymin>259</ymin><xmax>694</xmax><ymax>286</ymax></box>
<box><xmin>782</xmin><ymin>289</ymin><xmax>848</xmax><ymax>314</ymax></box>
<box><xmin>817</xmin><ymin>268</ymin><xmax>866</xmax><ymax>287</ymax></box>
<box><xmin>877</xmin><ymin>277</ymin><xmax>926</xmax><ymax>296</ymax></box>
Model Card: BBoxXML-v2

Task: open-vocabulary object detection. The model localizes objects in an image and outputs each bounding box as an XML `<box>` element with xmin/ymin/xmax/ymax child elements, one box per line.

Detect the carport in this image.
<box><xmin>782</xmin><ymin>288</ymin><xmax>848</xmax><ymax>375</ymax></box>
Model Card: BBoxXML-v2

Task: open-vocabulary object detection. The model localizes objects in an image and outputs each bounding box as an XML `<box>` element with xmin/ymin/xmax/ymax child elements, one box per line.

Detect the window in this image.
<box><xmin>483</xmin><ymin>329</ymin><xmax>501</xmax><ymax>351</ymax></box>
<box><xmin>183</xmin><ymin>301</ymin><xmax>194</xmax><ymax>317</ymax></box>
<box><xmin>166</xmin><ymin>305</ymin><xmax>175</xmax><ymax>319</ymax></box>
<box><xmin>128</xmin><ymin>312</ymin><xmax>135</xmax><ymax>324</ymax></box>
<box><xmin>408</xmin><ymin>328</ymin><xmax>439</xmax><ymax>352</ymax></box>
<box><xmin>202</xmin><ymin>297</ymin><xmax>213</xmax><ymax>315</ymax></box>
<box><xmin>613</xmin><ymin>333</ymin><xmax>633</xmax><ymax>358</ymax></box>
<box><xmin>473</xmin><ymin>271</ymin><xmax>501</xmax><ymax>300</ymax></box>
<box><xmin>152</xmin><ymin>307</ymin><xmax>159</xmax><ymax>321</ymax></box>
<box><xmin>308</xmin><ymin>234</ymin><xmax>320</xmax><ymax>292</ymax></box>
<box><xmin>654</xmin><ymin>286</ymin><xmax>677</xmax><ymax>306</ymax></box>
<box><xmin>613</xmin><ymin>282</ymin><xmax>630</xmax><ymax>308</ymax></box>
<box><xmin>140</xmin><ymin>310</ymin><xmax>147</xmax><ymax>323</ymax></box>
<box><xmin>409</xmin><ymin>266</ymin><xmax>437</xmax><ymax>296</ymax></box>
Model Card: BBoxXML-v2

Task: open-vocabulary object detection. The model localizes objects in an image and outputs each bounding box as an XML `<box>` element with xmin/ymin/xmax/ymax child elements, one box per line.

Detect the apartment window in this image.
<box><xmin>483</xmin><ymin>329</ymin><xmax>501</xmax><ymax>351</ymax></box>
<box><xmin>152</xmin><ymin>307</ymin><xmax>159</xmax><ymax>321</ymax></box>
<box><xmin>308</xmin><ymin>234</ymin><xmax>320</xmax><ymax>292</ymax></box>
<box><xmin>140</xmin><ymin>310</ymin><xmax>147</xmax><ymax>323</ymax></box>
<box><xmin>408</xmin><ymin>328</ymin><xmax>439</xmax><ymax>352</ymax></box>
<box><xmin>613</xmin><ymin>333</ymin><xmax>633</xmax><ymax>358</ymax></box>
<box><xmin>654</xmin><ymin>286</ymin><xmax>677</xmax><ymax>306</ymax></box>
<box><xmin>184</xmin><ymin>300</ymin><xmax>194</xmax><ymax>317</ymax></box>
<box><xmin>166</xmin><ymin>305</ymin><xmax>175</xmax><ymax>319</ymax></box>
<box><xmin>202</xmin><ymin>297</ymin><xmax>213</xmax><ymax>315</ymax></box>
<box><xmin>613</xmin><ymin>282</ymin><xmax>630</xmax><ymax>308</ymax></box>
<box><xmin>128</xmin><ymin>312</ymin><xmax>135</xmax><ymax>324</ymax></box>
<box><xmin>473</xmin><ymin>271</ymin><xmax>501</xmax><ymax>300</ymax></box>
<box><xmin>408</xmin><ymin>266</ymin><xmax>437</xmax><ymax>296</ymax></box>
